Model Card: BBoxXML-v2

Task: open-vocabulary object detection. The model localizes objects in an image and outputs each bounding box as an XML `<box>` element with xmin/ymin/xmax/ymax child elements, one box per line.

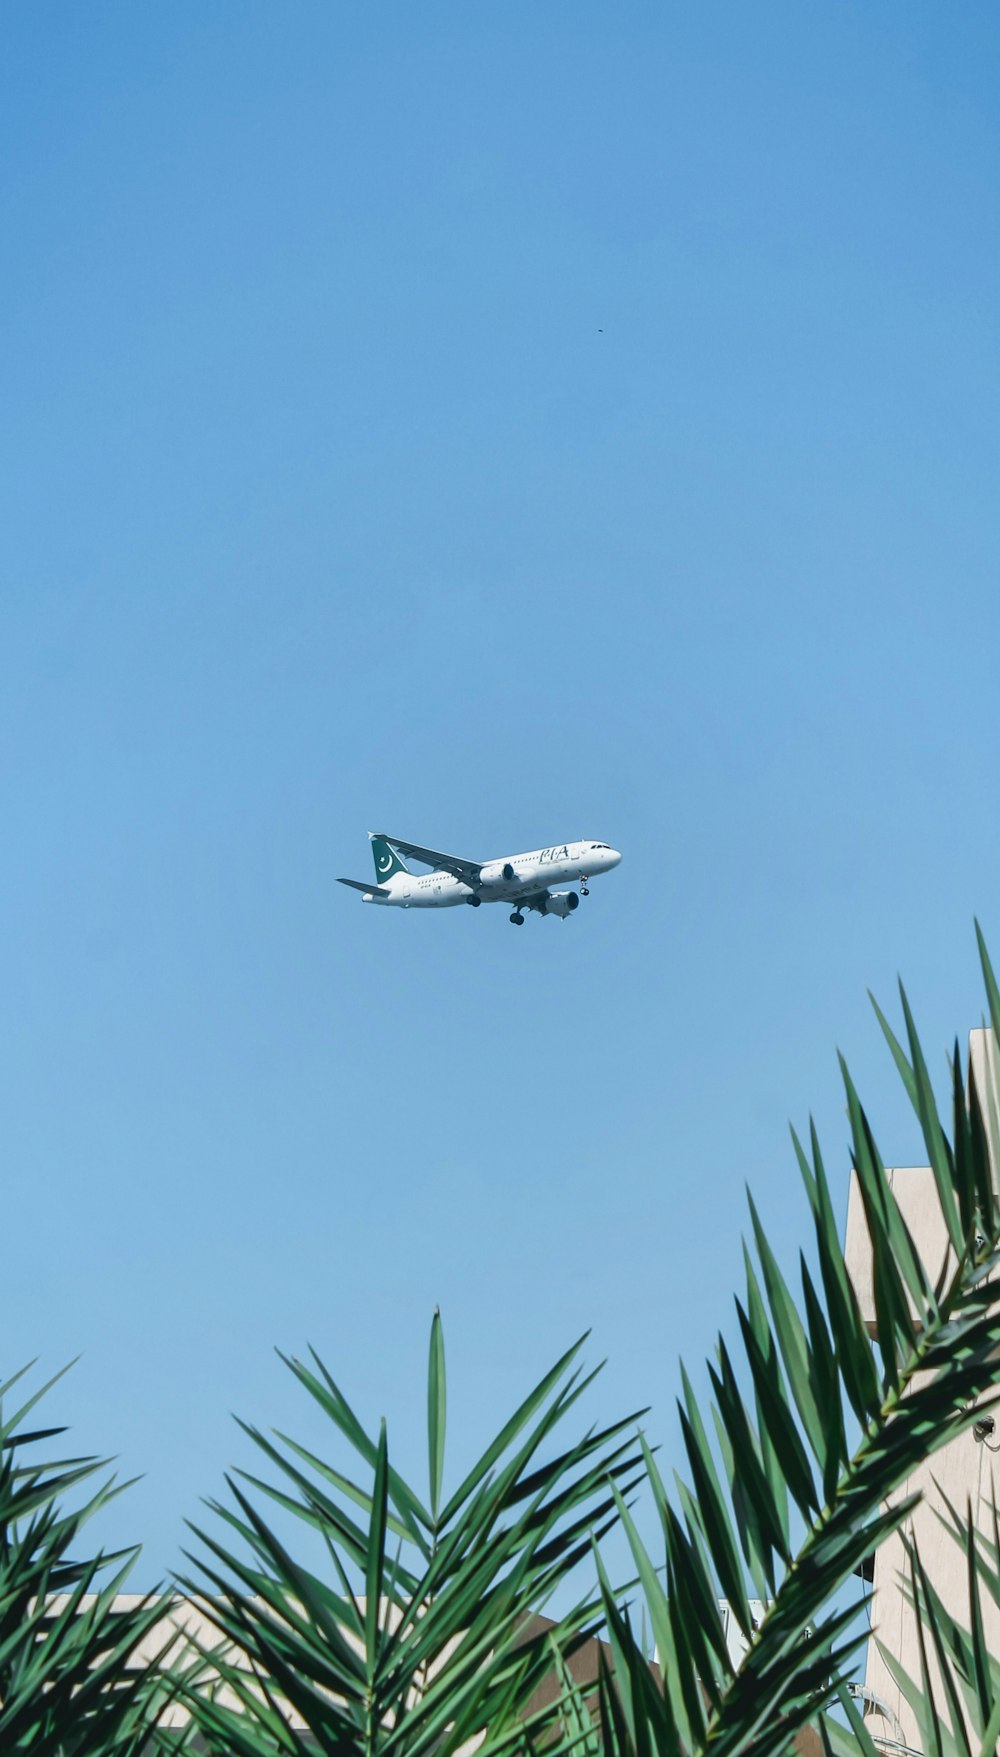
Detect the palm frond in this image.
<box><xmin>599</xmin><ymin>933</ymin><xmax>1000</xmax><ymax>1757</ymax></box>
<box><xmin>174</xmin><ymin>1311</ymin><xmax>645</xmax><ymax>1757</ymax></box>
<box><xmin>0</xmin><ymin>1363</ymin><xmax>173</xmax><ymax>1755</ymax></box>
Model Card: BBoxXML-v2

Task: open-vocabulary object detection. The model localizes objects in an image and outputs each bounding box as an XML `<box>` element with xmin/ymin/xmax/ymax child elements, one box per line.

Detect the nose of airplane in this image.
<box><xmin>608</xmin><ymin>847</ymin><xmax>622</xmax><ymax>867</ymax></box>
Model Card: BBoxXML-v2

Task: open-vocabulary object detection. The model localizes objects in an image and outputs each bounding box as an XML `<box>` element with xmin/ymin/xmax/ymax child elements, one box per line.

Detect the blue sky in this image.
<box><xmin>2</xmin><ymin>3</ymin><xmax>999</xmax><ymax>1584</ymax></box>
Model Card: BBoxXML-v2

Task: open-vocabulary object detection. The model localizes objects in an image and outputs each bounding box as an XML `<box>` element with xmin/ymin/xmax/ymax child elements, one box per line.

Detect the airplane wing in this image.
<box><xmin>374</xmin><ymin>834</ymin><xmax>484</xmax><ymax>887</ymax></box>
<box><xmin>338</xmin><ymin>877</ymin><xmax>392</xmax><ymax>897</ymax></box>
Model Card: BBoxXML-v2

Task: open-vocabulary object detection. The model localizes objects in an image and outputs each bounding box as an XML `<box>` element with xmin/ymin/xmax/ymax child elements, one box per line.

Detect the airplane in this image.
<box><xmin>338</xmin><ymin>834</ymin><xmax>622</xmax><ymax>925</ymax></box>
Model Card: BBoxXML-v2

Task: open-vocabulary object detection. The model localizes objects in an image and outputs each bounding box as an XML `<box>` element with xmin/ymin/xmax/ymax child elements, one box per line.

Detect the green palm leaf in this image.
<box><xmin>598</xmin><ymin>933</ymin><xmax>1000</xmax><ymax>1757</ymax></box>
<box><xmin>174</xmin><ymin>1316</ymin><xmax>645</xmax><ymax>1757</ymax></box>
<box><xmin>0</xmin><ymin>1364</ymin><xmax>174</xmax><ymax>1755</ymax></box>
<box><xmin>427</xmin><ymin>1309</ymin><xmax>446</xmax><ymax>1527</ymax></box>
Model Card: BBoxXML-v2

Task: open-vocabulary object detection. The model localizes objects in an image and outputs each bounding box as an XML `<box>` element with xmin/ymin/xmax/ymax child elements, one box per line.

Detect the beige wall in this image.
<box><xmin>47</xmin><ymin>1594</ymin><xmax>249</xmax><ymax>1731</ymax></box>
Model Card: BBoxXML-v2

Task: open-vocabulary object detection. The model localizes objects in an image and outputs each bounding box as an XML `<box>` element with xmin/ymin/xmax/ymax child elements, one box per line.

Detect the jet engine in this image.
<box><xmin>542</xmin><ymin>891</ymin><xmax>580</xmax><ymax>918</ymax></box>
<box><xmin>480</xmin><ymin>860</ymin><xmax>519</xmax><ymax>886</ymax></box>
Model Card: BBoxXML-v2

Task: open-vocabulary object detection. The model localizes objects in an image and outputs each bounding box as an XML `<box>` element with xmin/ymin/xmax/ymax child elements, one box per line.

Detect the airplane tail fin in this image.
<box><xmin>370</xmin><ymin>835</ymin><xmax>409</xmax><ymax>882</ymax></box>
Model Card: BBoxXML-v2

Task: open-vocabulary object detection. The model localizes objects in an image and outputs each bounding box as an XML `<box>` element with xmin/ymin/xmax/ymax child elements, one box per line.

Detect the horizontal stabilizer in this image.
<box><xmin>338</xmin><ymin>877</ymin><xmax>391</xmax><ymax>898</ymax></box>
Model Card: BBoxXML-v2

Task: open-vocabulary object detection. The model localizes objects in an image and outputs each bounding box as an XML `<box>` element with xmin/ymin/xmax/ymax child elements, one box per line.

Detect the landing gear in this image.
<box><xmin>580</xmin><ymin>875</ymin><xmax>590</xmax><ymax>896</ymax></box>
<box><xmin>509</xmin><ymin>911</ymin><xmax>525</xmax><ymax>926</ymax></box>
<box><xmin>467</xmin><ymin>896</ymin><xmax>481</xmax><ymax>907</ymax></box>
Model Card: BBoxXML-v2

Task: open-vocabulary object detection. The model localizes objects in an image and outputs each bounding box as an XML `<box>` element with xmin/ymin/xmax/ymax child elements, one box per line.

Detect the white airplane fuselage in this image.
<box><xmin>364</xmin><ymin>841</ymin><xmax>620</xmax><ymax>909</ymax></box>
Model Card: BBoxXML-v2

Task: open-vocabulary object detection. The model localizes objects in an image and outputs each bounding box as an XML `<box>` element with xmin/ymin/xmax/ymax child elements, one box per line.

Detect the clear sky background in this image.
<box><xmin>2</xmin><ymin>3</ymin><xmax>999</xmax><ymax>1586</ymax></box>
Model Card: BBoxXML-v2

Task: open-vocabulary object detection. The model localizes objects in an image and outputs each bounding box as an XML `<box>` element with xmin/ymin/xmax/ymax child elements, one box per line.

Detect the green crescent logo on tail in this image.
<box><xmin>370</xmin><ymin>836</ymin><xmax>408</xmax><ymax>882</ymax></box>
